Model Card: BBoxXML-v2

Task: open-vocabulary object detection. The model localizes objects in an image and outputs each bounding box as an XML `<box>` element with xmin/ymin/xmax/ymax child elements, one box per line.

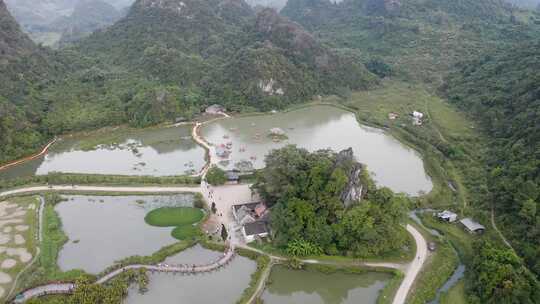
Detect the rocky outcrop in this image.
<box><xmin>335</xmin><ymin>148</ymin><xmax>366</xmax><ymax>208</ymax></box>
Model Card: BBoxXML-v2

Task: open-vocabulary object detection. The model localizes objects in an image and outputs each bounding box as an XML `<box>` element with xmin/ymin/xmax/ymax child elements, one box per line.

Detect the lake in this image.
<box><xmin>262</xmin><ymin>265</ymin><xmax>392</xmax><ymax>304</ymax></box>
<box><xmin>56</xmin><ymin>194</ymin><xmax>196</xmax><ymax>274</ymax></box>
<box><xmin>0</xmin><ymin>125</ymin><xmax>206</xmax><ymax>179</ymax></box>
<box><xmin>125</xmin><ymin>245</ymin><xmax>256</xmax><ymax>304</ymax></box>
<box><xmin>201</xmin><ymin>105</ymin><xmax>432</xmax><ymax>195</ymax></box>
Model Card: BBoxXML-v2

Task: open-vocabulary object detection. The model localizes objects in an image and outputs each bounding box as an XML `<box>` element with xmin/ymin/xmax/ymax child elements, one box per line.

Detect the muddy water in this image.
<box><xmin>202</xmin><ymin>105</ymin><xmax>432</xmax><ymax>195</ymax></box>
<box><xmin>262</xmin><ymin>265</ymin><xmax>392</xmax><ymax>304</ymax></box>
<box><xmin>56</xmin><ymin>194</ymin><xmax>195</xmax><ymax>274</ymax></box>
<box><xmin>124</xmin><ymin>246</ymin><xmax>256</xmax><ymax>304</ymax></box>
<box><xmin>0</xmin><ymin>125</ymin><xmax>205</xmax><ymax>179</ymax></box>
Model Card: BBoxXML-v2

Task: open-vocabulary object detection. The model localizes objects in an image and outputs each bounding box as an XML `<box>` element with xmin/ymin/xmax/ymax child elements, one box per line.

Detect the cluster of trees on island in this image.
<box><xmin>253</xmin><ymin>145</ymin><xmax>410</xmax><ymax>257</ymax></box>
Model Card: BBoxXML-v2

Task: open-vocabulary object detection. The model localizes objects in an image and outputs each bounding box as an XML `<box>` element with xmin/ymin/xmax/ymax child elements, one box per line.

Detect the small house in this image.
<box><xmin>242</xmin><ymin>221</ymin><xmax>270</xmax><ymax>243</ymax></box>
<box><xmin>460</xmin><ymin>218</ymin><xmax>485</xmax><ymax>234</ymax></box>
<box><xmin>412</xmin><ymin>111</ymin><xmax>424</xmax><ymax>119</ymax></box>
<box><xmin>437</xmin><ymin>210</ymin><xmax>458</xmax><ymax>223</ymax></box>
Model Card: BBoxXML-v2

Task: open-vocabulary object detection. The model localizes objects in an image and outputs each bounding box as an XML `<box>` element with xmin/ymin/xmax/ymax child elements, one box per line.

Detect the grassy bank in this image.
<box><xmin>236</xmin><ymin>247</ymin><xmax>271</xmax><ymax>304</ymax></box>
<box><xmin>15</xmin><ymin>195</ymin><xmax>89</xmax><ymax>294</ymax></box>
<box><xmin>250</xmin><ymin>225</ymin><xmax>416</xmax><ymax>264</ymax></box>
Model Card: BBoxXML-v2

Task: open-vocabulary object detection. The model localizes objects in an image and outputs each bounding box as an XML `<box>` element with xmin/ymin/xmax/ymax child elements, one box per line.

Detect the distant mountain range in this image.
<box><xmin>4</xmin><ymin>0</ymin><xmax>134</xmax><ymax>47</ymax></box>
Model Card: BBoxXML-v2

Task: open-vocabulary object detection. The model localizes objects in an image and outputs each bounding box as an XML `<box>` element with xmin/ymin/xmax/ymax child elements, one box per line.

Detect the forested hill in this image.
<box><xmin>281</xmin><ymin>0</ymin><xmax>533</xmax><ymax>85</ymax></box>
<box><xmin>0</xmin><ymin>0</ymin><xmax>378</xmax><ymax>165</ymax></box>
<box><xmin>77</xmin><ymin>0</ymin><xmax>377</xmax><ymax>110</ymax></box>
<box><xmin>0</xmin><ymin>0</ymin><xmax>61</xmax><ymax>164</ymax></box>
<box><xmin>49</xmin><ymin>0</ymin><xmax>123</xmax><ymax>46</ymax></box>
<box><xmin>444</xmin><ymin>40</ymin><xmax>540</xmax><ymax>277</ymax></box>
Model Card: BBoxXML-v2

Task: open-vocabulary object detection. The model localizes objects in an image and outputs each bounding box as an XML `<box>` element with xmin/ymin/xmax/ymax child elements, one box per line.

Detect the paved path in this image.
<box><xmin>0</xmin><ymin>185</ymin><xmax>202</xmax><ymax>199</ymax></box>
<box><xmin>391</xmin><ymin>224</ymin><xmax>428</xmax><ymax>304</ymax></box>
<box><xmin>13</xmin><ymin>247</ymin><xmax>235</xmax><ymax>303</ymax></box>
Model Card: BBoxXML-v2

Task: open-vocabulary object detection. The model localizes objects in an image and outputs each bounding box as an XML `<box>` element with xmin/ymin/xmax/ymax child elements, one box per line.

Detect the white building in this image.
<box><xmin>437</xmin><ymin>210</ymin><xmax>458</xmax><ymax>222</ymax></box>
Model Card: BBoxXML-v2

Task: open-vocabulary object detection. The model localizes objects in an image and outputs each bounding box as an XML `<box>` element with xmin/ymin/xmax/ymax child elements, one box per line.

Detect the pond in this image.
<box><xmin>261</xmin><ymin>266</ymin><xmax>392</xmax><ymax>304</ymax></box>
<box><xmin>0</xmin><ymin>125</ymin><xmax>206</xmax><ymax>179</ymax></box>
<box><xmin>56</xmin><ymin>194</ymin><xmax>196</xmax><ymax>274</ymax></box>
<box><xmin>201</xmin><ymin>105</ymin><xmax>432</xmax><ymax>195</ymax></box>
<box><xmin>124</xmin><ymin>245</ymin><xmax>256</xmax><ymax>304</ymax></box>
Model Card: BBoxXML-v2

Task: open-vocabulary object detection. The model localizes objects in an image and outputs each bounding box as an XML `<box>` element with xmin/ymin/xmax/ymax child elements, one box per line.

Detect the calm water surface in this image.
<box><xmin>0</xmin><ymin>125</ymin><xmax>205</xmax><ymax>179</ymax></box>
<box><xmin>202</xmin><ymin>105</ymin><xmax>432</xmax><ymax>195</ymax></box>
<box><xmin>125</xmin><ymin>246</ymin><xmax>256</xmax><ymax>304</ymax></box>
<box><xmin>56</xmin><ymin>194</ymin><xmax>195</xmax><ymax>274</ymax></box>
<box><xmin>262</xmin><ymin>266</ymin><xmax>391</xmax><ymax>304</ymax></box>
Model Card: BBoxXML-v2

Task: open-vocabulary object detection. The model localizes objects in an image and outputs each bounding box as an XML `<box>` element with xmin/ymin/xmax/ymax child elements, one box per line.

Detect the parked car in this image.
<box><xmin>428</xmin><ymin>242</ymin><xmax>436</xmax><ymax>251</ymax></box>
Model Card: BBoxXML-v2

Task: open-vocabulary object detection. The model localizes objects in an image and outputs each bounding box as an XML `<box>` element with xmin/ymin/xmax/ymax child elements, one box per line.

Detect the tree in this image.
<box><xmin>206</xmin><ymin>166</ymin><xmax>227</xmax><ymax>186</ymax></box>
<box><xmin>469</xmin><ymin>241</ymin><xmax>539</xmax><ymax>304</ymax></box>
<box><xmin>255</xmin><ymin>146</ymin><xmax>408</xmax><ymax>256</ymax></box>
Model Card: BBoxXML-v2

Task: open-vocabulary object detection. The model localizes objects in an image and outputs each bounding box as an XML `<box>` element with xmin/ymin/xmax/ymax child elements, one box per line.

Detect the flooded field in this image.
<box><xmin>56</xmin><ymin>194</ymin><xmax>196</xmax><ymax>274</ymax></box>
<box><xmin>0</xmin><ymin>125</ymin><xmax>206</xmax><ymax>179</ymax></box>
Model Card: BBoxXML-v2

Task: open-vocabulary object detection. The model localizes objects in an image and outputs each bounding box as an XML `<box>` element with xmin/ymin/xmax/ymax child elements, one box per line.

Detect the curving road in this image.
<box><xmin>391</xmin><ymin>224</ymin><xmax>428</xmax><ymax>304</ymax></box>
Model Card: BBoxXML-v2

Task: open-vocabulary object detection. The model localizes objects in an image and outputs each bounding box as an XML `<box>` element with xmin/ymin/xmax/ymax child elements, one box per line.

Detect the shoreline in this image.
<box><xmin>0</xmin><ymin>139</ymin><xmax>57</xmax><ymax>172</ymax></box>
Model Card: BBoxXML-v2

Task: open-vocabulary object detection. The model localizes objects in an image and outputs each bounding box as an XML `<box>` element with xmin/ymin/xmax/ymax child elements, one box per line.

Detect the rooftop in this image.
<box><xmin>460</xmin><ymin>218</ymin><xmax>485</xmax><ymax>231</ymax></box>
<box><xmin>244</xmin><ymin>221</ymin><xmax>269</xmax><ymax>236</ymax></box>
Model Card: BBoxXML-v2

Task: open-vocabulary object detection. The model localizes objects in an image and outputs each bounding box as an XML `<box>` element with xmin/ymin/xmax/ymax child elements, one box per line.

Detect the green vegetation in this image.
<box><xmin>407</xmin><ymin>236</ymin><xmax>458</xmax><ymax>304</ymax></box>
<box><xmin>377</xmin><ymin>270</ymin><xmax>404</xmax><ymax>304</ymax></box>
<box><xmin>144</xmin><ymin>207</ymin><xmax>204</xmax><ymax>227</ymax></box>
<box><xmin>253</xmin><ymin>145</ymin><xmax>410</xmax><ymax>258</ymax></box>
<box><xmin>171</xmin><ymin>225</ymin><xmax>199</xmax><ymax>240</ymax></box>
<box><xmin>440</xmin><ymin>280</ymin><xmax>467</xmax><ymax>304</ymax></box>
<box><xmin>468</xmin><ymin>241</ymin><xmax>538</xmax><ymax>303</ymax></box>
<box><xmin>0</xmin><ymin>0</ymin><xmax>379</xmax><ymax>166</ymax></box>
<box><xmin>445</xmin><ymin>40</ymin><xmax>540</xmax><ymax>278</ymax></box>
<box><xmin>144</xmin><ymin>207</ymin><xmax>204</xmax><ymax>241</ymax></box>
<box><xmin>205</xmin><ymin>166</ymin><xmax>227</xmax><ymax>186</ymax></box>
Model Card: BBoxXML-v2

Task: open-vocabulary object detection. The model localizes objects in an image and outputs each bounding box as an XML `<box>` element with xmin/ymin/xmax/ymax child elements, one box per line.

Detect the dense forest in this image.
<box><xmin>0</xmin><ymin>0</ymin><xmax>378</xmax><ymax>164</ymax></box>
<box><xmin>444</xmin><ymin>40</ymin><xmax>540</xmax><ymax>277</ymax></box>
<box><xmin>253</xmin><ymin>146</ymin><xmax>410</xmax><ymax>257</ymax></box>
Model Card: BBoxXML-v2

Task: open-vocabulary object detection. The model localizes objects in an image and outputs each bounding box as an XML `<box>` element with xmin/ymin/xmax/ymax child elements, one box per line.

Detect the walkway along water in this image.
<box><xmin>12</xmin><ymin>246</ymin><xmax>236</xmax><ymax>303</ymax></box>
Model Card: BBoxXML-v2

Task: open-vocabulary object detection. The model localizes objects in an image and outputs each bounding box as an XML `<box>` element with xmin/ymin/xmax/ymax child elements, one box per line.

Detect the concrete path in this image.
<box><xmin>0</xmin><ymin>185</ymin><xmax>202</xmax><ymax>199</ymax></box>
<box><xmin>391</xmin><ymin>224</ymin><xmax>428</xmax><ymax>304</ymax></box>
<box><xmin>13</xmin><ymin>247</ymin><xmax>235</xmax><ymax>303</ymax></box>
